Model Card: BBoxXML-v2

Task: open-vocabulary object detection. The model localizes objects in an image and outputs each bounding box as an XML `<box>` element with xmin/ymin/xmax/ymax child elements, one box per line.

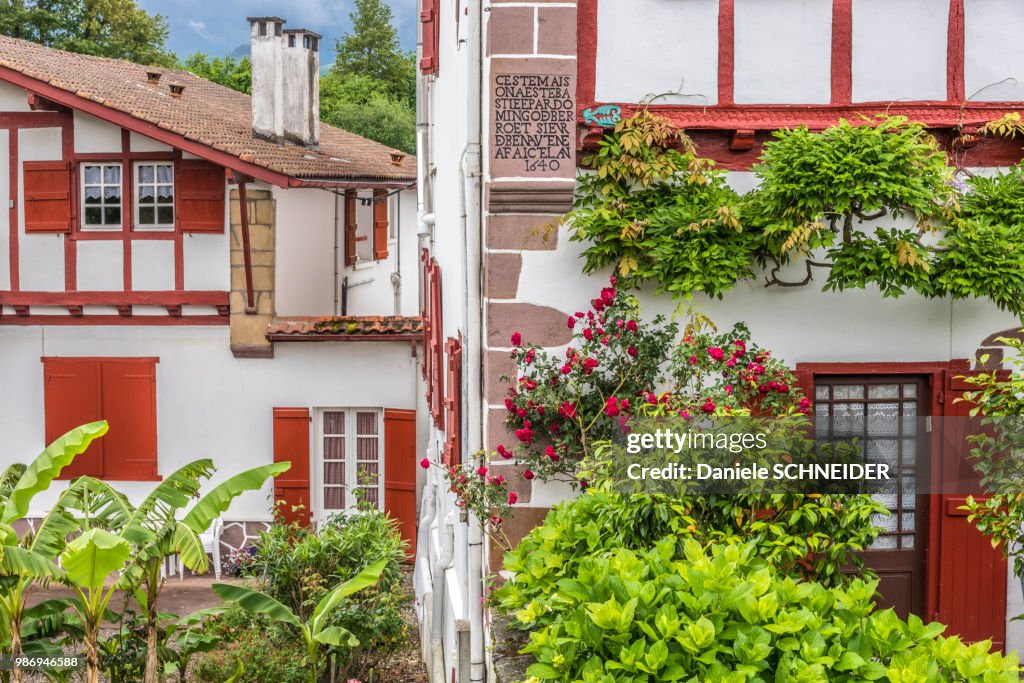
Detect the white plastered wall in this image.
<box><xmin>964</xmin><ymin>0</ymin><xmax>1024</xmax><ymax>101</ymax></box>
<box><xmin>595</xmin><ymin>0</ymin><xmax>719</xmax><ymax>105</ymax></box>
<box><xmin>0</xmin><ymin>325</ymin><xmax>419</xmax><ymax>522</ymax></box>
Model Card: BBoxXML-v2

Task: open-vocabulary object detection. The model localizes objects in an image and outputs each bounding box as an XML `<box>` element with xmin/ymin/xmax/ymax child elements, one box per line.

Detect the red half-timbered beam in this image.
<box><xmin>0</xmin><ymin>112</ymin><xmax>65</xmax><ymax>128</ymax></box>
<box><xmin>831</xmin><ymin>0</ymin><xmax>853</xmax><ymax>104</ymax></box>
<box><xmin>576</xmin><ymin>0</ymin><xmax>598</xmax><ymax>107</ymax></box>
<box><xmin>718</xmin><ymin>0</ymin><xmax>735</xmax><ymax>106</ymax></box>
<box><xmin>0</xmin><ymin>314</ymin><xmax>226</xmax><ymax>326</ymax></box>
<box><xmin>0</xmin><ymin>290</ymin><xmax>229</xmax><ymax>306</ymax></box>
<box><xmin>947</xmin><ymin>0</ymin><xmax>966</xmax><ymax>101</ymax></box>
<box><xmin>7</xmin><ymin>131</ymin><xmax>17</xmax><ymax>291</ymax></box>
<box><xmin>120</xmin><ymin>128</ymin><xmax>133</xmax><ymax>291</ymax></box>
<box><xmin>61</xmin><ymin>110</ymin><xmax>75</xmax><ymax>291</ymax></box>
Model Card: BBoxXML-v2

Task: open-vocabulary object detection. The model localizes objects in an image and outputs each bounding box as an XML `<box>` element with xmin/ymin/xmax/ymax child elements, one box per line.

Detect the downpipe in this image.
<box><xmin>433</xmin><ymin>509</ymin><xmax>455</xmax><ymax>683</ymax></box>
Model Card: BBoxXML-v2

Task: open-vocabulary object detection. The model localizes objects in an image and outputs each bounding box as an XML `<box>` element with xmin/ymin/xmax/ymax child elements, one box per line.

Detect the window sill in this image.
<box><xmin>352</xmin><ymin>260</ymin><xmax>376</xmax><ymax>271</ymax></box>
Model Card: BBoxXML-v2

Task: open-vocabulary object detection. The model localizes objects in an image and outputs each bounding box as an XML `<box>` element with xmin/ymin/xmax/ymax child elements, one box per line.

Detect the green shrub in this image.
<box><xmin>513</xmin><ymin>540</ymin><xmax>1019</xmax><ymax>682</ymax></box>
<box><xmin>249</xmin><ymin>510</ymin><xmax>409</xmax><ymax>679</ymax></box>
<box><xmin>495</xmin><ymin>487</ymin><xmax>885</xmax><ymax>630</ymax></box>
<box><xmin>191</xmin><ymin>625</ymin><xmax>309</xmax><ymax>683</ymax></box>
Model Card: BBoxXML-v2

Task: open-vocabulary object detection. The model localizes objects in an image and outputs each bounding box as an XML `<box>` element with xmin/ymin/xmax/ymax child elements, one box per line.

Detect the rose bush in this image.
<box><xmin>497</xmin><ymin>279</ymin><xmax>809</xmax><ymax>485</ymax></box>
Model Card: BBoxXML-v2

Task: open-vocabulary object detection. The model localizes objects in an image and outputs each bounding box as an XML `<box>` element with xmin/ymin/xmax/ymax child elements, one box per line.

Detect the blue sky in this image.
<box><xmin>137</xmin><ymin>0</ymin><xmax>417</xmax><ymax>67</ymax></box>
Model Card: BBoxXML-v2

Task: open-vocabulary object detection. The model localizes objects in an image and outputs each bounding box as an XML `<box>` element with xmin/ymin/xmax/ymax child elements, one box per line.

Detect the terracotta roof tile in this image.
<box><xmin>0</xmin><ymin>35</ymin><xmax>416</xmax><ymax>183</ymax></box>
<box><xmin>267</xmin><ymin>316</ymin><xmax>423</xmax><ymax>339</ymax></box>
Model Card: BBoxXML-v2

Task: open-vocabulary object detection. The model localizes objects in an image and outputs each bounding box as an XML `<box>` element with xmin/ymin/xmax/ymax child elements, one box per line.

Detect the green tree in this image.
<box><xmin>0</xmin><ymin>0</ymin><xmax>174</xmax><ymax>66</ymax></box>
<box><xmin>320</xmin><ymin>72</ymin><xmax>416</xmax><ymax>154</ymax></box>
<box><xmin>332</xmin><ymin>0</ymin><xmax>415</xmax><ymax>107</ymax></box>
<box><xmin>180</xmin><ymin>52</ymin><xmax>252</xmax><ymax>94</ymax></box>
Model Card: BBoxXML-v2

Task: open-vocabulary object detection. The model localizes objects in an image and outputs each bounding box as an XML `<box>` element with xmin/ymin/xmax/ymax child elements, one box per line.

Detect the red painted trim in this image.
<box><xmin>8</xmin><ymin>130</ymin><xmax>18</xmax><ymax>291</ymax></box>
<box><xmin>0</xmin><ymin>66</ymin><xmax>293</xmax><ymax>188</ymax></box>
<box><xmin>718</xmin><ymin>0</ymin><xmax>735</xmax><ymax>106</ymax></box>
<box><xmin>0</xmin><ymin>290</ymin><xmax>228</xmax><ymax>305</ymax></box>
<box><xmin>61</xmin><ymin>112</ymin><xmax>75</xmax><ymax>291</ymax></box>
<box><xmin>267</xmin><ymin>334</ymin><xmax>423</xmax><ymax>343</ymax></box>
<box><xmin>796</xmin><ymin>359</ymin><xmax>966</xmax><ymax>622</ymax></box>
<box><xmin>71</xmin><ymin>231</ymin><xmax>176</xmax><ymax>241</ymax></box>
<box><xmin>2</xmin><ymin>315</ymin><xmax>225</xmax><ymax>326</ymax></box>
<box><xmin>947</xmin><ymin>0</ymin><xmax>966</xmax><ymax>102</ymax></box>
<box><xmin>74</xmin><ymin>151</ymin><xmax>175</xmax><ymax>161</ymax></box>
<box><xmin>237</xmin><ymin>181</ymin><xmax>256</xmax><ymax>313</ymax></box>
<box><xmin>0</xmin><ymin>112</ymin><xmax>65</xmax><ymax>128</ymax></box>
<box><xmin>173</xmin><ymin>232</ymin><xmax>185</xmax><ymax>291</ymax></box>
<box><xmin>576</xmin><ymin>0</ymin><xmax>598</xmax><ymax>108</ymax></box>
<box><xmin>831</xmin><ymin>0</ymin><xmax>852</xmax><ymax>104</ymax></box>
<box><xmin>120</xmin><ymin>129</ymin><xmax>132</xmax><ymax>291</ymax></box>
<box><xmin>41</xmin><ymin>355</ymin><xmax>160</xmax><ymax>362</ymax></box>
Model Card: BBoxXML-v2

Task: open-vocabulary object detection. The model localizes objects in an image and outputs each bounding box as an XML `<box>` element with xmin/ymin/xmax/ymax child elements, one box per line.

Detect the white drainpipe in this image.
<box><xmin>464</xmin><ymin>1</ymin><xmax>485</xmax><ymax>681</ymax></box>
<box><xmin>432</xmin><ymin>509</ymin><xmax>455</xmax><ymax>683</ymax></box>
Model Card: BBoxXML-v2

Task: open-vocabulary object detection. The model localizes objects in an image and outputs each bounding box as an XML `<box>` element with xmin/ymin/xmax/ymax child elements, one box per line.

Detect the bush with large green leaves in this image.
<box><xmin>494</xmin><ymin>487</ymin><xmax>884</xmax><ymax>632</ymax></box>
<box><xmin>509</xmin><ymin>540</ymin><xmax>1019</xmax><ymax>683</ymax></box>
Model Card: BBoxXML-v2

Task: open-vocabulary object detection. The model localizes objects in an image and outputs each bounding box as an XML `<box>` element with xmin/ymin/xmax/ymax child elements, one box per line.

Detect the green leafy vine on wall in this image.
<box><xmin>566</xmin><ymin>110</ymin><xmax>1024</xmax><ymax>316</ymax></box>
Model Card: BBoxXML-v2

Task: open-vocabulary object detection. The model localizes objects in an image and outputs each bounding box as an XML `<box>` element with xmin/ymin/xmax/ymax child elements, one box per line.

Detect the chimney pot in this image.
<box><xmin>248</xmin><ymin>16</ymin><xmax>287</xmax><ymax>142</ymax></box>
<box><xmin>168</xmin><ymin>83</ymin><xmax>185</xmax><ymax>98</ymax></box>
<box><xmin>146</xmin><ymin>71</ymin><xmax>161</xmax><ymax>85</ymax></box>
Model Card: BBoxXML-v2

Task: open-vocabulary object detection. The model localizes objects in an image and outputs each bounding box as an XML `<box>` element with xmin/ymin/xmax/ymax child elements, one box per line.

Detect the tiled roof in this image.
<box><xmin>267</xmin><ymin>316</ymin><xmax>423</xmax><ymax>340</ymax></box>
<box><xmin>588</xmin><ymin>103</ymin><xmax>1024</xmax><ymax>132</ymax></box>
<box><xmin>0</xmin><ymin>35</ymin><xmax>416</xmax><ymax>183</ymax></box>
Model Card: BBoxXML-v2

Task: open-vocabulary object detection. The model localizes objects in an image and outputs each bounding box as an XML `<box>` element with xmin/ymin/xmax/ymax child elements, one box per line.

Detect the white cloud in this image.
<box><xmin>231</xmin><ymin>0</ymin><xmax>350</xmax><ymax>28</ymax></box>
<box><xmin>187</xmin><ymin>19</ymin><xmax>226</xmax><ymax>43</ymax></box>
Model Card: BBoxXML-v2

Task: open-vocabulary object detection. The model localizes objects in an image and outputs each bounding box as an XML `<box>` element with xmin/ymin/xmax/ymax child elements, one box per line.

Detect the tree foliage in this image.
<box><xmin>331</xmin><ymin>0</ymin><xmax>415</xmax><ymax>108</ymax></box>
<box><xmin>180</xmin><ymin>52</ymin><xmax>251</xmax><ymax>94</ymax></box>
<box><xmin>567</xmin><ymin>112</ymin><xmax>1024</xmax><ymax>317</ymax></box>
<box><xmin>0</xmin><ymin>0</ymin><xmax>174</xmax><ymax>65</ymax></box>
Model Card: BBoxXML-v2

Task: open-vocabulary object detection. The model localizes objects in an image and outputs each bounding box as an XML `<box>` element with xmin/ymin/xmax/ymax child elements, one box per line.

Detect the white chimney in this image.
<box><xmin>247</xmin><ymin>16</ymin><xmax>285</xmax><ymax>142</ymax></box>
<box><xmin>282</xmin><ymin>29</ymin><xmax>321</xmax><ymax>148</ymax></box>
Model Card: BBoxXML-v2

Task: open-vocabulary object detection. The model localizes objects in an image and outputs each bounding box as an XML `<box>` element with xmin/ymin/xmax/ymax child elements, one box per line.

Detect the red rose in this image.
<box><xmin>601</xmin><ymin>287</ymin><xmax>616</xmax><ymax>304</ymax></box>
<box><xmin>508</xmin><ymin>492</ymin><xmax>518</xmax><ymax>505</ymax></box>
<box><xmin>689</xmin><ymin>355</ymin><xmax>698</xmax><ymax>366</ymax></box>
<box><xmin>583</xmin><ymin>357</ymin><xmax>599</xmax><ymax>374</ymax></box>
<box><xmin>583</xmin><ymin>328</ymin><xmax>593</xmax><ymax>341</ymax></box>
<box><xmin>477</xmin><ymin>466</ymin><xmax>488</xmax><ymax>477</ymax></box>
<box><xmin>627</xmin><ymin>346</ymin><xmax>638</xmax><ymax>357</ymax></box>
<box><xmin>560</xmin><ymin>364</ymin><xmax>571</xmax><ymax>375</ymax></box>
<box><xmin>523</xmin><ymin>470</ymin><xmax>535</xmax><ymax>480</ymax></box>
<box><xmin>504</xmin><ymin>398</ymin><xmax>515</xmax><ymax>412</ymax></box>
<box><xmin>516</xmin><ymin>408</ymin><xmax>527</xmax><ymax>418</ymax></box>
<box><xmin>708</xmin><ymin>347</ymin><xmax>725</xmax><ymax>361</ymax></box>
<box><xmin>510</xmin><ymin>332</ymin><xmax>522</xmax><ymax>346</ymax></box>
<box><xmin>605</xmin><ymin>397</ymin><xmax>620</xmax><ymax>417</ymax></box>
<box><xmin>419</xmin><ymin>458</ymin><xmax>430</xmax><ymax>469</ymax></box>
<box><xmin>558</xmin><ymin>401</ymin><xmax>577</xmax><ymax>419</ymax></box>
<box><xmin>702</xmin><ymin>399</ymin><xmax>716</xmax><ymax>413</ymax></box>
<box><xmin>567</xmin><ymin>317</ymin><xmax>576</xmax><ymax>329</ymax></box>
<box><xmin>625</xmin><ymin>320</ymin><xmax>638</xmax><ymax>332</ymax></box>
<box><xmin>609</xmin><ymin>275</ymin><xmax>617</xmax><ymax>286</ymax></box>
<box><xmin>496</xmin><ymin>445</ymin><xmax>513</xmax><ymax>459</ymax></box>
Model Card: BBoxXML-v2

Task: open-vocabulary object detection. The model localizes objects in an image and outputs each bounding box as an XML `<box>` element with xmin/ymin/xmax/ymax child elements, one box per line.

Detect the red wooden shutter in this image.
<box><xmin>177</xmin><ymin>159</ymin><xmax>225</xmax><ymax>233</ymax></box>
<box><xmin>23</xmin><ymin>160</ymin><xmax>72</xmax><ymax>233</ymax></box>
<box><xmin>384</xmin><ymin>408</ymin><xmax>417</xmax><ymax>557</ymax></box>
<box><xmin>344</xmin><ymin>190</ymin><xmax>357</xmax><ymax>267</ymax></box>
<box><xmin>420</xmin><ymin>0</ymin><xmax>439</xmax><ymax>75</ymax></box>
<box><xmin>429</xmin><ymin>261</ymin><xmax>445</xmax><ymax>427</ymax></box>
<box><xmin>45</xmin><ymin>359</ymin><xmax>104</xmax><ymax>478</ymax></box>
<box><xmin>372</xmin><ymin>189</ymin><xmax>389</xmax><ymax>260</ymax></box>
<box><xmin>935</xmin><ymin>368</ymin><xmax>1007</xmax><ymax>650</ymax></box>
<box><xmin>273</xmin><ymin>407</ymin><xmax>311</xmax><ymax>526</ymax></box>
<box><xmin>100</xmin><ymin>360</ymin><xmax>158</xmax><ymax>480</ymax></box>
<box><xmin>421</xmin><ymin>249</ymin><xmax>431</xmax><ymax>382</ymax></box>
<box><xmin>443</xmin><ymin>336</ymin><xmax>462</xmax><ymax>466</ymax></box>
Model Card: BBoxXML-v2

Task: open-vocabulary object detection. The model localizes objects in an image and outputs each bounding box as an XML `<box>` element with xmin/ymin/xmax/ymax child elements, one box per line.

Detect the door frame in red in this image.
<box><xmin>795</xmin><ymin>360</ymin><xmax>967</xmax><ymax>622</ymax></box>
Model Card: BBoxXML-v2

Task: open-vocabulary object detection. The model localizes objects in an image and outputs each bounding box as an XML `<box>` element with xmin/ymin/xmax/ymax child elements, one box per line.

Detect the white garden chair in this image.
<box><xmin>169</xmin><ymin>517</ymin><xmax>224</xmax><ymax>580</ymax></box>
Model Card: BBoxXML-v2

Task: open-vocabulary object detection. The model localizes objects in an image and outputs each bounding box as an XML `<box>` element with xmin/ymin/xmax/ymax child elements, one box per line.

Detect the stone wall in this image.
<box><xmin>484</xmin><ymin>1</ymin><xmax>578</xmax><ymax>528</ymax></box>
<box><xmin>229</xmin><ymin>188</ymin><xmax>276</xmax><ymax>358</ymax></box>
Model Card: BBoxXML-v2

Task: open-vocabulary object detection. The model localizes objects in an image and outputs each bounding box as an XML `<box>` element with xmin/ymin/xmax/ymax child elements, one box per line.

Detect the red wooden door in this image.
<box><xmin>935</xmin><ymin>371</ymin><xmax>1007</xmax><ymax>650</ymax></box>
<box><xmin>273</xmin><ymin>407</ymin><xmax>311</xmax><ymax>527</ymax></box>
<box><xmin>384</xmin><ymin>408</ymin><xmax>417</xmax><ymax>557</ymax></box>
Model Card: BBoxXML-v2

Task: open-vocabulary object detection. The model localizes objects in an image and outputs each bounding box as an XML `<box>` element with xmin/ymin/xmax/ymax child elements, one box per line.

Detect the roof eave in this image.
<box><xmin>289</xmin><ymin>177</ymin><xmax>418</xmax><ymax>190</ymax></box>
<box><xmin>0</xmin><ymin>64</ymin><xmax>296</xmax><ymax>188</ymax></box>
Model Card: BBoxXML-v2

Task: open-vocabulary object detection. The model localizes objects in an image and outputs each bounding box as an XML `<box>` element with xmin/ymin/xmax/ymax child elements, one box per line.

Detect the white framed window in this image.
<box><xmin>134</xmin><ymin>162</ymin><xmax>175</xmax><ymax>230</ymax></box>
<box><xmin>316</xmin><ymin>408</ymin><xmax>384</xmax><ymax>517</ymax></box>
<box><xmin>81</xmin><ymin>163</ymin><xmax>122</xmax><ymax>230</ymax></box>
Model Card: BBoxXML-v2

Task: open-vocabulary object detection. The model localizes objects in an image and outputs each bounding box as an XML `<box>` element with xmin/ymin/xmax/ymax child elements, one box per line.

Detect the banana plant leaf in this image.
<box><xmin>182</xmin><ymin>462</ymin><xmax>290</xmax><ymax>533</ymax></box>
<box><xmin>61</xmin><ymin>528</ymin><xmax>130</xmax><ymax>589</ymax></box>
<box><xmin>125</xmin><ymin>460</ymin><xmax>215</xmax><ymax>530</ymax></box>
<box><xmin>0</xmin><ymin>546</ymin><xmax>66</xmax><ymax>582</ymax></box>
<box><xmin>1</xmin><ymin>421</ymin><xmax>108</xmax><ymax>525</ymax></box>
<box><xmin>311</xmin><ymin>557</ymin><xmax>387</xmax><ymax>633</ymax></box>
<box><xmin>210</xmin><ymin>583</ymin><xmax>301</xmax><ymax>627</ymax></box>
